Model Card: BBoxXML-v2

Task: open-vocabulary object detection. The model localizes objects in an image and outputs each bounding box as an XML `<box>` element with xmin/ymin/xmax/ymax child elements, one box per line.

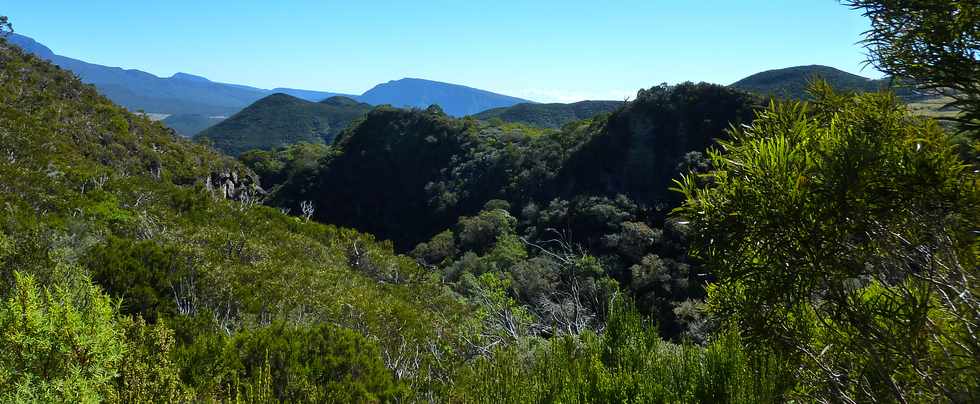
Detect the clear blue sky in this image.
<box><xmin>4</xmin><ymin>1</ymin><xmax>880</xmax><ymax>102</ymax></box>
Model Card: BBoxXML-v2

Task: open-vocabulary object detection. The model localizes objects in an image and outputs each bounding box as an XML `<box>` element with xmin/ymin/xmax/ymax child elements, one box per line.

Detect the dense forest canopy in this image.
<box><xmin>267</xmin><ymin>83</ymin><xmax>758</xmax><ymax>250</ymax></box>
<box><xmin>0</xmin><ymin>1</ymin><xmax>978</xmax><ymax>402</ymax></box>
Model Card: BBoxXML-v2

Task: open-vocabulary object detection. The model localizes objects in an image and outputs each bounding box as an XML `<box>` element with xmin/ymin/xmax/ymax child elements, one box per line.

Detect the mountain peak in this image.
<box><xmin>253</xmin><ymin>92</ymin><xmax>305</xmax><ymax>105</ymax></box>
<box><xmin>359</xmin><ymin>78</ymin><xmax>529</xmax><ymax>116</ymax></box>
<box><xmin>196</xmin><ymin>92</ymin><xmax>372</xmax><ymax>155</ymax></box>
<box><xmin>730</xmin><ymin>65</ymin><xmax>884</xmax><ymax>99</ymax></box>
<box><xmin>320</xmin><ymin>95</ymin><xmax>367</xmax><ymax>107</ymax></box>
<box><xmin>171</xmin><ymin>72</ymin><xmax>211</xmax><ymax>82</ymax></box>
<box><xmin>393</xmin><ymin>77</ymin><xmax>437</xmax><ymax>83</ymax></box>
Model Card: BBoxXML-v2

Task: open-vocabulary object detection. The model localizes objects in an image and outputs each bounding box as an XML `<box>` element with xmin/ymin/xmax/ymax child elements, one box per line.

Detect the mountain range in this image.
<box><xmin>202</xmin><ymin>65</ymin><xmax>942</xmax><ymax>156</ymax></box>
<box><xmin>6</xmin><ymin>33</ymin><xmax>531</xmax><ymax>134</ymax></box>
<box><xmin>5</xmin><ymin>34</ymin><xmax>347</xmax><ymax>117</ymax></box>
<box><xmin>8</xmin><ymin>33</ymin><xmax>942</xmax><ymax>154</ymax></box>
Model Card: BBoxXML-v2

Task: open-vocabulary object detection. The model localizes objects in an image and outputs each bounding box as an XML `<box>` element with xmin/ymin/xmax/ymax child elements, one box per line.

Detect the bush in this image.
<box><xmin>0</xmin><ymin>272</ymin><xmax>126</xmax><ymax>402</ymax></box>
<box><xmin>449</xmin><ymin>298</ymin><xmax>787</xmax><ymax>403</ymax></box>
<box><xmin>205</xmin><ymin>322</ymin><xmax>404</xmax><ymax>403</ymax></box>
<box><xmin>83</xmin><ymin>237</ymin><xmax>192</xmax><ymax>323</ymax></box>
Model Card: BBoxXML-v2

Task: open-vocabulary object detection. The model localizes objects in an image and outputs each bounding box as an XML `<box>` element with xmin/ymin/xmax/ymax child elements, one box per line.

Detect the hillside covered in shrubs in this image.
<box><xmin>2</xmin><ymin>0</ymin><xmax>978</xmax><ymax>401</ymax></box>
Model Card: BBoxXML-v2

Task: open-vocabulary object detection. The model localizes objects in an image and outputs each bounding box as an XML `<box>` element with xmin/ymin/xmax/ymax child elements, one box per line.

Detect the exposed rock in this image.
<box><xmin>205</xmin><ymin>168</ymin><xmax>265</xmax><ymax>201</ymax></box>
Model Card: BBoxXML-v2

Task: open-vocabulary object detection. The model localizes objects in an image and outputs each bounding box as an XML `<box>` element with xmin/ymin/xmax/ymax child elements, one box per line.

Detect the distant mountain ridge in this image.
<box><xmin>13</xmin><ymin>34</ymin><xmax>930</xmax><ymax>142</ymax></box>
<box><xmin>358</xmin><ymin>78</ymin><xmax>531</xmax><ymax>117</ymax></box>
<box><xmin>195</xmin><ymin>94</ymin><xmax>373</xmax><ymax>156</ymax></box>
<box><xmin>5</xmin><ymin>33</ymin><xmax>533</xmax><ymax>132</ymax></box>
<box><xmin>472</xmin><ymin>100</ymin><xmax>624</xmax><ymax>128</ymax></box>
<box><xmin>5</xmin><ymin>33</ymin><xmax>349</xmax><ymax>117</ymax></box>
<box><xmin>730</xmin><ymin>65</ymin><xmax>890</xmax><ymax>99</ymax></box>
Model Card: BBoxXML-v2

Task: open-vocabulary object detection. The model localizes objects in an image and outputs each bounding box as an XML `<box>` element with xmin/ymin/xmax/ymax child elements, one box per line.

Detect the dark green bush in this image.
<box><xmin>204</xmin><ymin>322</ymin><xmax>404</xmax><ymax>402</ymax></box>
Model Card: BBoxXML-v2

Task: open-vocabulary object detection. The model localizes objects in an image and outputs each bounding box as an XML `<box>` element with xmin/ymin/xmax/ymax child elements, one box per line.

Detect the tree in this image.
<box><xmin>0</xmin><ymin>16</ymin><xmax>11</xmax><ymax>36</ymax></box>
<box><xmin>845</xmin><ymin>0</ymin><xmax>980</xmax><ymax>132</ymax></box>
<box><xmin>675</xmin><ymin>84</ymin><xmax>980</xmax><ymax>402</ymax></box>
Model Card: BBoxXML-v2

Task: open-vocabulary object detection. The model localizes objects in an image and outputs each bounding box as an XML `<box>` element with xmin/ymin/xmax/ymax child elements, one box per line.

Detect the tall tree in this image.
<box><xmin>845</xmin><ymin>0</ymin><xmax>980</xmax><ymax>132</ymax></box>
<box><xmin>675</xmin><ymin>84</ymin><xmax>980</xmax><ymax>402</ymax></box>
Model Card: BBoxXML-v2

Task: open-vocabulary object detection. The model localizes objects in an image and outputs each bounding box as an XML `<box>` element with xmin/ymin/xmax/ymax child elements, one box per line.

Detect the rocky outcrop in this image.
<box><xmin>205</xmin><ymin>168</ymin><xmax>265</xmax><ymax>201</ymax></box>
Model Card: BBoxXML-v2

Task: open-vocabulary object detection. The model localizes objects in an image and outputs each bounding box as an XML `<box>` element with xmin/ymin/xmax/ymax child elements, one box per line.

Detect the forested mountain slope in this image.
<box><xmin>730</xmin><ymin>65</ymin><xmax>888</xmax><ymax>99</ymax></box>
<box><xmin>4</xmin><ymin>0</ymin><xmax>978</xmax><ymax>400</ymax></box>
<box><xmin>272</xmin><ymin>83</ymin><xmax>758</xmax><ymax>250</ymax></box>
<box><xmin>0</xmin><ymin>34</ymin><xmax>783</xmax><ymax>402</ymax></box>
<box><xmin>472</xmin><ymin>100</ymin><xmax>624</xmax><ymax>128</ymax></box>
<box><xmin>0</xmin><ymin>36</ymin><xmax>467</xmax><ymax>401</ymax></box>
<box><xmin>264</xmin><ymin>83</ymin><xmax>761</xmax><ymax>342</ymax></box>
<box><xmin>195</xmin><ymin>94</ymin><xmax>372</xmax><ymax>155</ymax></box>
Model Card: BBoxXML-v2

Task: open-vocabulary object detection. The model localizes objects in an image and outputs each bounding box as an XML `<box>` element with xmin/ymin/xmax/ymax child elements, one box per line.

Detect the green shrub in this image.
<box><xmin>676</xmin><ymin>83</ymin><xmax>980</xmax><ymax>402</ymax></box>
<box><xmin>115</xmin><ymin>317</ymin><xmax>188</xmax><ymax>403</ymax></box>
<box><xmin>179</xmin><ymin>321</ymin><xmax>404</xmax><ymax>402</ymax></box>
<box><xmin>83</xmin><ymin>236</ymin><xmax>191</xmax><ymax>322</ymax></box>
<box><xmin>449</xmin><ymin>298</ymin><xmax>787</xmax><ymax>403</ymax></box>
<box><xmin>0</xmin><ymin>272</ymin><xmax>126</xmax><ymax>403</ymax></box>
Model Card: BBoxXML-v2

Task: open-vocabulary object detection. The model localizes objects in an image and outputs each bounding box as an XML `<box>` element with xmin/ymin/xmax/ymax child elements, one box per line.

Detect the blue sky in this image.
<box><xmin>4</xmin><ymin>1</ymin><xmax>879</xmax><ymax>102</ymax></box>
